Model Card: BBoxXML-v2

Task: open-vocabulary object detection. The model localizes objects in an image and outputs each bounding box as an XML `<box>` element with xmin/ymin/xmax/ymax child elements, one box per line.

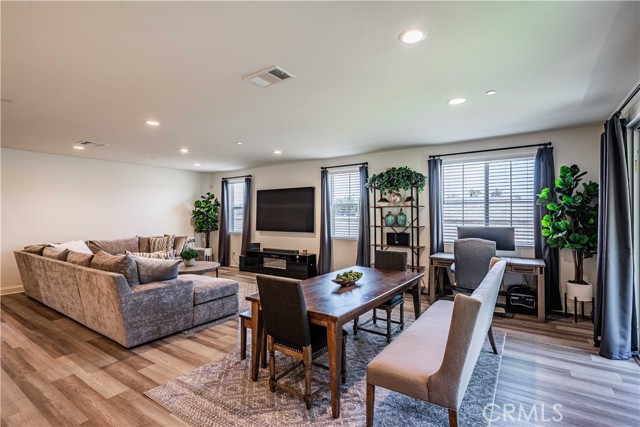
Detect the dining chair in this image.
<box><xmin>256</xmin><ymin>274</ymin><xmax>347</xmax><ymax>409</ymax></box>
<box><xmin>353</xmin><ymin>250</ymin><xmax>407</xmax><ymax>343</ymax></box>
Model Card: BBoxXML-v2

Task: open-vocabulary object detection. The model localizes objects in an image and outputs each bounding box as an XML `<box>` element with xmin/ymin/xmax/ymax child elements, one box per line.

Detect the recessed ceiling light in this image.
<box><xmin>194</xmin><ymin>163</ymin><xmax>201</xmax><ymax>167</ymax></box>
<box><xmin>399</xmin><ymin>29</ymin><xmax>426</xmax><ymax>44</ymax></box>
<box><xmin>273</xmin><ymin>150</ymin><xmax>282</xmax><ymax>155</ymax></box>
<box><xmin>486</xmin><ymin>90</ymin><xmax>497</xmax><ymax>96</ymax></box>
<box><xmin>180</xmin><ymin>148</ymin><xmax>189</xmax><ymax>153</ymax></box>
<box><xmin>145</xmin><ymin>120</ymin><xmax>160</xmax><ymax>126</ymax></box>
<box><xmin>447</xmin><ymin>98</ymin><xmax>466</xmax><ymax>105</ymax></box>
<box><xmin>73</xmin><ymin>145</ymin><xmax>85</xmax><ymax>150</ymax></box>
<box><xmin>236</xmin><ymin>142</ymin><xmax>243</xmax><ymax>145</ymax></box>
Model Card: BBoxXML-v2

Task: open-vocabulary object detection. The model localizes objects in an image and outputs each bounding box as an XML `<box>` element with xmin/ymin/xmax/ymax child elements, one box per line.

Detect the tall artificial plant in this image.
<box><xmin>191</xmin><ymin>192</ymin><xmax>220</xmax><ymax>248</ymax></box>
<box><xmin>536</xmin><ymin>164</ymin><xmax>599</xmax><ymax>284</ymax></box>
<box><xmin>365</xmin><ymin>166</ymin><xmax>426</xmax><ymax>195</ymax></box>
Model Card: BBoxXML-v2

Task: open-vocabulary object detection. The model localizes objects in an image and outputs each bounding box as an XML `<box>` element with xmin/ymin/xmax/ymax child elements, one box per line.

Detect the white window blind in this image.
<box><xmin>442</xmin><ymin>156</ymin><xmax>535</xmax><ymax>247</ymax></box>
<box><xmin>228</xmin><ymin>181</ymin><xmax>244</xmax><ymax>233</ymax></box>
<box><xmin>329</xmin><ymin>170</ymin><xmax>360</xmax><ymax>239</ymax></box>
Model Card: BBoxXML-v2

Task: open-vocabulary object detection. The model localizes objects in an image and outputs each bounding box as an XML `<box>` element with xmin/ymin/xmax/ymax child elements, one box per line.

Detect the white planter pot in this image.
<box><xmin>566</xmin><ymin>281</ymin><xmax>593</xmax><ymax>302</ymax></box>
<box><xmin>184</xmin><ymin>258</ymin><xmax>196</xmax><ymax>267</ymax></box>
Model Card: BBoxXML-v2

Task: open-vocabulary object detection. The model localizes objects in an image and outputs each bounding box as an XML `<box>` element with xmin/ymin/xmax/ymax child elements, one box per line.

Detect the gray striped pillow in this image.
<box><xmin>149</xmin><ymin>235</ymin><xmax>174</xmax><ymax>252</ymax></box>
<box><xmin>126</xmin><ymin>250</ymin><xmax>176</xmax><ymax>260</ymax></box>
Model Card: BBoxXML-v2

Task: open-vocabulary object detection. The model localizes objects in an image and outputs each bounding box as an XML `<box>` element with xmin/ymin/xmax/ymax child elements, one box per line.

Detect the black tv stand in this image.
<box><xmin>239</xmin><ymin>250</ymin><xmax>317</xmax><ymax>279</ymax></box>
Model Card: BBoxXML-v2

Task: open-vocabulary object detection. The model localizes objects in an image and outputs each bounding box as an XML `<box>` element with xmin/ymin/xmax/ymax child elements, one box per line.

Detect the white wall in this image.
<box><xmin>1</xmin><ymin>148</ymin><xmax>204</xmax><ymax>293</ymax></box>
<box><xmin>206</xmin><ymin>124</ymin><xmax>602</xmax><ymax>312</ymax></box>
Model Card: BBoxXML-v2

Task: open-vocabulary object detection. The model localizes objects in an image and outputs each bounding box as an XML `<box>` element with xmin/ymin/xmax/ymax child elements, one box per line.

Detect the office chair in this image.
<box><xmin>353</xmin><ymin>250</ymin><xmax>408</xmax><ymax>343</ymax></box>
<box><xmin>256</xmin><ymin>274</ymin><xmax>347</xmax><ymax>409</ymax></box>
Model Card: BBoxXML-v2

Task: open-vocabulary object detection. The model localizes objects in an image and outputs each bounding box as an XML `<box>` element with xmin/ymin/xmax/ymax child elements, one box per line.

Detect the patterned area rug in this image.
<box><xmin>146</xmin><ymin>293</ymin><xmax>506</xmax><ymax>427</ymax></box>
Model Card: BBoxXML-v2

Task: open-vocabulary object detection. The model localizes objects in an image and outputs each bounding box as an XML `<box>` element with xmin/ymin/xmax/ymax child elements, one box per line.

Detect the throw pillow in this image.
<box><xmin>90</xmin><ymin>251</ymin><xmax>140</xmax><ymax>286</ymax></box>
<box><xmin>150</xmin><ymin>235</ymin><xmax>174</xmax><ymax>252</ymax></box>
<box><xmin>133</xmin><ymin>257</ymin><xmax>181</xmax><ymax>284</ymax></box>
<box><xmin>86</xmin><ymin>237</ymin><xmax>139</xmax><ymax>255</ymax></box>
<box><xmin>66</xmin><ymin>251</ymin><xmax>94</xmax><ymax>267</ymax></box>
<box><xmin>49</xmin><ymin>240</ymin><xmax>93</xmax><ymax>254</ymax></box>
<box><xmin>172</xmin><ymin>235</ymin><xmax>188</xmax><ymax>255</ymax></box>
<box><xmin>43</xmin><ymin>247</ymin><xmax>70</xmax><ymax>261</ymax></box>
<box><xmin>137</xmin><ymin>235</ymin><xmax>162</xmax><ymax>253</ymax></box>
<box><xmin>23</xmin><ymin>244</ymin><xmax>47</xmax><ymax>255</ymax></box>
<box><xmin>126</xmin><ymin>250</ymin><xmax>176</xmax><ymax>260</ymax></box>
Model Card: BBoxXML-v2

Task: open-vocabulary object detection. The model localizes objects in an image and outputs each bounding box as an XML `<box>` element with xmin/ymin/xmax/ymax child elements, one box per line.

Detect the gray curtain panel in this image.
<box><xmin>534</xmin><ymin>146</ymin><xmax>562</xmax><ymax>312</ymax></box>
<box><xmin>318</xmin><ymin>169</ymin><xmax>332</xmax><ymax>275</ymax></box>
<box><xmin>594</xmin><ymin>117</ymin><xmax>637</xmax><ymax>359</ymax></box>
<box><xmin>217</xmin><ymin>180</ymin><xmax>230</xmax><ymax>266</ymax></box>
<box><xmin>428</xmin><ymin>158</ymin><xmax>444</xmax><ymax>254</ymax></box>
<box><xmin>356</xmin><ymin>165</ymin><xmax>370</xmax><ymax>266</ymax></box>
<box><xmin>241</xmin><ymin>177</ymin><xmax>252</xmax><ymax>256</ymax></box>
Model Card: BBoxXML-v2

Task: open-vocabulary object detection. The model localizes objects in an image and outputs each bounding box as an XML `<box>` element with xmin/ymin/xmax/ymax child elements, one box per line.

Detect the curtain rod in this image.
<box><xmin>320</xmin><ymin>162</ymin><xmax>368</xmax><ymax>170</ymax></box>
<box><xmin>222</xmin><ymin>174</ymin><xmax>251</xmax><ymax>181</ymax></box>
<box><xmin>428</xmin><ymin>142</ymin><xmax>551</xmax><ymax>159</ymax></box>
<box><xmin>614</xmin><ymin>83</ymin><xmax>640</xmax><ymax>117</ymax></box>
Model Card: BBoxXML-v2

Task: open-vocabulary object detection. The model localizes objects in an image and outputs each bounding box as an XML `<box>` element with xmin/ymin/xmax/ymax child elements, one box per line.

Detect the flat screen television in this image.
<box><xmin>256</xmin><ymin>187</ymin><xmax>315</xmax><ymax>232</ymax></box>
<box><xmin>457</xmin><ymin>226</ymin><xmax>515</xmax><ymax>251</ymax></box>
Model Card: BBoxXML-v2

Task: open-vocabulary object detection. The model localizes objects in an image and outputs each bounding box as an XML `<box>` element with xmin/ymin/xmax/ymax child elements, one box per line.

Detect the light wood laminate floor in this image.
<box><xmin>1</xmin><ymin>267</ymin><xmax>638</xmax><ymax>426</ymax></box>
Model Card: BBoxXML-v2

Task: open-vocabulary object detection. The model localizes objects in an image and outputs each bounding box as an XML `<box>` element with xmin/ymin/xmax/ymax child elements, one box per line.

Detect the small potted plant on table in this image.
<box><xmin>180</xmin><ymin>247</ymin><xmax>199</xmax><ymax>267</ymax></box>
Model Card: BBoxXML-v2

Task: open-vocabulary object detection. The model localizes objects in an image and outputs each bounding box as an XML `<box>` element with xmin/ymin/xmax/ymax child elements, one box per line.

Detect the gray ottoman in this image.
<box><xmin>180</xmin><ymin>274</ymin><xmax>239</xmax><ymax>326</ymax></box>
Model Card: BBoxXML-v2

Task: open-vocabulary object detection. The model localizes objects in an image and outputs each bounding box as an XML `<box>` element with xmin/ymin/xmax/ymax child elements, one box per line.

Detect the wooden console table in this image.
<box><xmin>429</xmin><ymin>252</ymin><xmax>546</xmax><ymax>322</ymax></box>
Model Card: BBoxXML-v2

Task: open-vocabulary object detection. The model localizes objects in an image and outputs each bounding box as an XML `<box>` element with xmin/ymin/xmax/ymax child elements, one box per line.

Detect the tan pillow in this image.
<box><xmin>24</xmin><ymin>244</ymin><xmax>47</xmax><ymax>255</ymax></box>
<box><xmin>126</xmin><ymin>250</ymin><xmax>176</xmax><ymax>260</ymax></box>
<box><xmin>172</xmin><ymin>235</ymin><xmax>188</xmax><ymax>255</ymax></box>
<box><xmin>150</xmin><ymin>235</ymin><xmax>174</xmax><ymax>252</ymax></box>
<box><xmin>67</xmin><ymin>251</ymin><xmax>94</xmax><ymax>267</ymax></box>
<box><xmin>43</xmin><ymin>247</ymin><xmax>69</xmax><ymax>261</ymax></box>
<box><xmin>90</xmin><ymin>251</ymin><xmax>139</xmax><ymax>286</ymax></box>
<box><xmin>133</xmin><ymin>257</ymin><xmax>181</xmax><ymax>284</ymax></box>
<box><xmin>86</xmin><ymin>237</ymin><xmax>139</xmax><ymax>255</ymax></box>
<box><xmin>137</xmin><ymin>235</ymin><xmax>161</xmax><ymax>253</ymax></box>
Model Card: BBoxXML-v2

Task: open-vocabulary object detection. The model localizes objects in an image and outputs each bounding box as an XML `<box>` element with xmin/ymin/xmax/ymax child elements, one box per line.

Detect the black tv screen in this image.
<box><xmin>256</xmin><ymin>187</ymin><xmax>315</xmax><ymax>232</ymax></box>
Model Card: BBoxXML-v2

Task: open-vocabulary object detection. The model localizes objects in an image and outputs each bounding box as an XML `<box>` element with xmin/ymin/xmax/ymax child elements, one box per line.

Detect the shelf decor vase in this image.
<box><xmin>396</xmin><ymin>209</ymin><xmax>407</xmax><ymax>227</ymax></box>
<box><xmin>384</xmin><ymin>211</ymin><xmax>396</xmax><ymax>226</ymax></box>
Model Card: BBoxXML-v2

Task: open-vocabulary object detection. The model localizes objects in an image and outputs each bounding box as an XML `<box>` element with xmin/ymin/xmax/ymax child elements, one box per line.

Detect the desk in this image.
<box><xmin>429</xmin><ymin>252</ymin><xmax>546</xmax><ymax>322</ymax></box>
<box><xmin>247</xmin><ymin>266</ymin><xmax>424</xmax><ymax>419</ymax></box>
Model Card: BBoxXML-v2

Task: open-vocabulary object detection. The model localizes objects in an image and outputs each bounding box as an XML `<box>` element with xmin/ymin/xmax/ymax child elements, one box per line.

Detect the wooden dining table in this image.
<box><xmin>247</xmin><ymin>266</ymin><xmax>425</xmax><ymax>419</ymax></box>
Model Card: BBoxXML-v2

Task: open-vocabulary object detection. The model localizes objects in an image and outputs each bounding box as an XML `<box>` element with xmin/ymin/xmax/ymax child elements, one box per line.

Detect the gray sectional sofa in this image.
<box><xmin>14</xmin><ymin>236</ymin><xmax>239</xmax><ymax>348</ymax></box>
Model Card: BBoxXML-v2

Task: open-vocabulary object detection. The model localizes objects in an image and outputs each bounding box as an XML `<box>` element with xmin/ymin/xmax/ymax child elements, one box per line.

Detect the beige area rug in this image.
<box><xmin>150</xmin><ymin>279</ymin><xmax>506</xmax><ymax>426</ymax></box>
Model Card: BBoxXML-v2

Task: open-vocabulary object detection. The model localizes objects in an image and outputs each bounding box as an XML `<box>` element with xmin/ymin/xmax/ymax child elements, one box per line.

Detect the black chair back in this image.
<box><xmin>256</xmin><ymin>274</ymin><xmax>311</xmax><ymax>347</ymax></box>
<box><xmin>454</xmin><ymin>238</ymin><xmax>496</xmax><ymax>291</ymax></box>
<box><xmin>375</xmin><ymin>250</ymin><xmax>407</xmax><ymax>271</ymax></box>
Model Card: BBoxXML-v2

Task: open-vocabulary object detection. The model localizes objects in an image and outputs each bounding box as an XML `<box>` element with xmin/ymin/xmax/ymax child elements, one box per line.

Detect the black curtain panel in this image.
<box><xmin>594</xmin><ymin>117</ymin><xmax>637</xmax><ymax>359</ymax></box>
<box><xmin>428</xmin><ymin>158</ymin><xmax>444</xmax><ymax>255</ymax></box>
<box><xmin>534</xmin><ymin>146</ymin><xmax>562</xmax><ymax>312</ymax></box>
<box><xmin>318</xmin><ymin>169</ymin><xmax>332</xmax><ymax>275</ymax></box>
<box><xmin>241</xmin><ymin>177</ymin><xmax>252</xmax><ymax>256</ymax></box>
<box><xmin>356</xmin><ymin>165</ymin><xmax>371</xmax><ymax>267</ymax></box>
<box><xmin>217</xmin><ymin>180</ymin><xmax>230</xmax><ymax>266</ymax></box>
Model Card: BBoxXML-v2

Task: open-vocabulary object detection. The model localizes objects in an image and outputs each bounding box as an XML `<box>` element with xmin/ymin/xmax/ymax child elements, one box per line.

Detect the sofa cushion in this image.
<box><xmin>87</xmin><ymin>237</ymin><xmax>139</xmax><ymax>255</ymax></box>
<box><xmin>150</xmin><ymin>235</ymin><xmax>174</xmax><ymax>252</ymax></box>
<box><xmin>173</xmin><ymin>235</ymin><xmax>188</xmax><ymax>255</ymax></box>
<box><xmin>49</xmin><ymin>240</ymin><xmax>92</xmax><ymax>254</ymax></box>
<box><xmin>134</xmin><ymin>257</ymin><xmax>181</xmax><ymax>284</ymax></box>
<box><xmin>137</xmin><ymin>236</ymin><xmax>160</xmax><ymax>253</ymax></box>
<box><xmin>67</xmin><ymin>251</ymin><xmax>94</xmax><ymax>267</ymax></box>
<box><xmin>43</xmin><ymin>247</ymin><xmax>70</xmax><ymax>261</ymax></box>
<box><xmin>180</xmin><ymin>274</ymin><xmax>239</xmax><ymax>305</ymax></box>
<box><xmin>24</xmin><ymin>244</ymin><xmax>47</xmax><ymax>255</ymax></box>
<box><xmin>126</xmin><ymin>250</ymin><xmax>176</xmax><ymax>260</ymax></box>
<box><xmin>91</xmin><ymin>251</ymin><xmax>140</xmax><ymax>286</ymax></box>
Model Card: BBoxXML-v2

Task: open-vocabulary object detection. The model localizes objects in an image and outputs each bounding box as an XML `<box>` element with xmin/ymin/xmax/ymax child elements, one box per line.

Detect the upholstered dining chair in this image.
<box><xmin>353</xmin><ymin>250</ymin><xmax>408</xmax><ymax>343</ymax></box>
<box><xmin>256</xmin><ymin>274</ymin><xmax>347</xmax><ymax>410</ymax></box>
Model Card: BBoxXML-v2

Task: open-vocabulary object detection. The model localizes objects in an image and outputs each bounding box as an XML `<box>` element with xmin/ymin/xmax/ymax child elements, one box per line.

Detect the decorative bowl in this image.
<box><xmin>331</xmin><ymin>278</ymin><xmax>360</xmax><ymax>287</ymax></box>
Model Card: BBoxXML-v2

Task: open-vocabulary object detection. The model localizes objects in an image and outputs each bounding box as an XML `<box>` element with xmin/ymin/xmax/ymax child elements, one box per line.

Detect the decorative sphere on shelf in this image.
<box><xmin>389</xmin><ymin>192</ymin><xmax>402</xmax><ymax>204</ymax></box>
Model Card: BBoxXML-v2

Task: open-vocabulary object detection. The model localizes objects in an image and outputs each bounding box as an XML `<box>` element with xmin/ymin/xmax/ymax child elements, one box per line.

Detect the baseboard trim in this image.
<box><xmin>1</xmin><ymin>286</ymin><xmax>25</xmax><ymax>295</ymax></box>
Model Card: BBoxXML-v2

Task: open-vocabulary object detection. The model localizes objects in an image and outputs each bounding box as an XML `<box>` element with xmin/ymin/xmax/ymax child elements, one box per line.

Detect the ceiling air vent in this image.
<box><xmin>77</xmin><ymin>140</ymin><xmax>107</xmax><ymax>148</ymax></box>
<box><xmin>243</xmin><ymin>66</ymin><xmax>295</xmax><ymax>88</ymax></box>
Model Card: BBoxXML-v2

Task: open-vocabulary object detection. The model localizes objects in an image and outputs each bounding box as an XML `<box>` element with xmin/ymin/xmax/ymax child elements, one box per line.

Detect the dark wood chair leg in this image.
<box><xmin>268</xmin><ymin>336</ymin><xmax>276</xmax><ymax>392</ymax></box>
<box><xmin>386</xmin><ymin>307</ymin><xmax>392</xmax><ymax>343</ymax></box>
<box><xmin>261</xmin><ymin>328</ymin><xmax>267</xmax><ymax>368</ymax></box>
<box><xmin>399</xmin><ymin>301</ymin><xmax>405</xmax><ymax>331</ymax></box>
<box><xmin>341</xmin><ymin>335</ymin><xmax>347</xmax><ymax>384</ymax></box>
<box><xmin>373</xmin><ymin>308</ymin><xmax>378</xmax><ymax>325</ymax></box>
<box><xmin>448</xmin><ymin>409</ymin><xmax>458</xmax><ymax>427</ymax></box>
<box><xmin>240</xmin><ymin>322</ymin><xmax>247</xmax><ymax>360</ymax></box>
<box><xmin>366</xmin><ymin>383</ymin><xmax>375</xmax><ymax>427</ymax></box>
<box><xmin>353</xmin><ymin>316</ymin><xmax>359</xmax><ymax>337</ymax></box>
<box><xmin>488</xmin><ymin>326</ymin><xmax>497</xmax><ymax>354</ymax></box>
<box><xmin>303</xmin><ymin>346</ymin><xmax>312</xmax><ymax>410</ymax></box>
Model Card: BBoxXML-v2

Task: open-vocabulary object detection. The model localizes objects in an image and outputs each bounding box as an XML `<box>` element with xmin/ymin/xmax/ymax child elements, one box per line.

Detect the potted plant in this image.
<box><xmin>365</xmin><ymin>166</ymin><xmax>426</xmax><ymax>196</ymax></box>
<box><xmin>180</xmin><ymin>247</ymin><xmax>199</xmax><ymax>267</ymax></box>
<box><xmin>191</xmin><ymin>192</ymin><xmax>220</xmax><ymax>248</ymax></box>
<box><xmin>536</xmin><ymin>164</ymin><xmax>598</xmax><ymax>305</ymax></box>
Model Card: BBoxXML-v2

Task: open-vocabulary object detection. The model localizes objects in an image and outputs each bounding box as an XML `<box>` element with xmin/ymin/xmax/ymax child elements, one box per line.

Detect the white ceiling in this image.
<box><xmin>2</xmin><ymin>1</ymin><xmax>639</xmax><ymax>172</ymax></box>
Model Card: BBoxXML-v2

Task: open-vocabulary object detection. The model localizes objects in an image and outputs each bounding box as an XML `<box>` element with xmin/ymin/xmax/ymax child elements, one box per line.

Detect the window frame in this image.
<box><xmin>329</xmin><ymin>169</ymin><xmax>361</xmax><ymax>240</ymax></box>
<box><xmin>228</xmin><ymin>180</ymin><xmax>245</xmax><ymax>234</ymax></box>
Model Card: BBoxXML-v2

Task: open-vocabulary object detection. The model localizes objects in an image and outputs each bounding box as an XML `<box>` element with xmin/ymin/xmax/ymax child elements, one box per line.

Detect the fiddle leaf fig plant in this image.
<box><xmin>536</xmin><ymin>164</ymin><xmax>598</xmax><ymax>284</ymax></box>
<box><xmin>191</xmin><ymin>192</ymin><xmax>220</xmax><ymax>248</ymax></box>
<box><xmin>366</xmin><ymin>166</ymin><xmax>426</xmax><ymax>195</ymax></box>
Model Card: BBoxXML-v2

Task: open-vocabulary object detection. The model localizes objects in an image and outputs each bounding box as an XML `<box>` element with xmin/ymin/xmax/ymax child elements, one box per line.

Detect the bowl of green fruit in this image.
<box><xmin>332</xmin><ymin>270</ymin><xmax>364</xmax><ymax>287</ymax></box>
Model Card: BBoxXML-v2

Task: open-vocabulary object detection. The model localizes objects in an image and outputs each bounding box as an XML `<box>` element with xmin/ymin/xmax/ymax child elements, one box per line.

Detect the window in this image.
<box><xmin>329</xmin><ymin>170</ymin><xmax>360</xmax><ymax>239</ymax></box>
<box><xmin>442</xmin><ymin>155</ymin><xmax>535</xmax><ymax>247</ymax></box>
<box><xmin>229</xmin><ymin>181</ymin><xmax>244</xmax><ymax>233</ymax></box>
